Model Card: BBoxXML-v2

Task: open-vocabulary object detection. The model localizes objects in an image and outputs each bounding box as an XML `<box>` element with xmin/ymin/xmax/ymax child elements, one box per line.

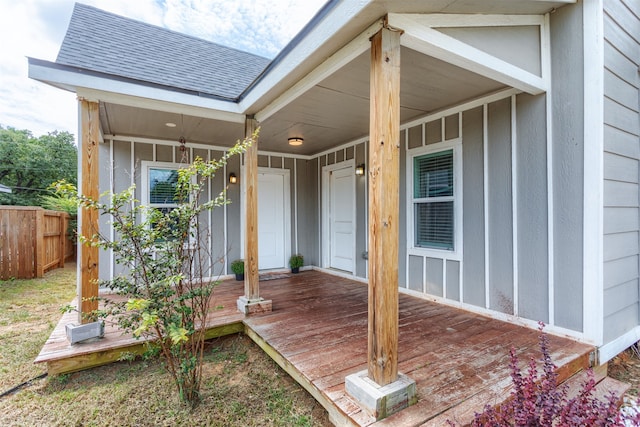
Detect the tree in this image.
<box><xmin>0</xmin><ymin>126</ymin><xmax>77</xmax><ymax>206</ymax></box>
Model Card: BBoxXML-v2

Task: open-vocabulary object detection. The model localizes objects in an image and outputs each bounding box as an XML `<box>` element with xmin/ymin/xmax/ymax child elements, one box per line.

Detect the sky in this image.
<box><xmin>0</xmin><ymin>0</ymin><xmax>327</xmax><ymax>141</ymax></box>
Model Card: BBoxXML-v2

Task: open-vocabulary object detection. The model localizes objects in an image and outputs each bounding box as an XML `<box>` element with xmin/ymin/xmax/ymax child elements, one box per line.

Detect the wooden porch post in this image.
<box><xmin>368</xmin><ymin>26</ymin><xmax>401</xmax><ymax>387</ymax></box>
<box><xmin>79</xmin><ymin>99</ymin><xmax>100</xmax><ymax>323</ymax></box>
<box><xmin>237</xmin><ymin>116</ymin><xmax>272</xmax><ymax>314</ymax></box>
<box><xmin>244</xmin><ymin>117</ymin><xmax>260</xmax><ymax>300</ymax></box>
<box><xmin>345</xmin><ymin>25</ymin><xmax>414</xmax><ymax>420</ymax></box>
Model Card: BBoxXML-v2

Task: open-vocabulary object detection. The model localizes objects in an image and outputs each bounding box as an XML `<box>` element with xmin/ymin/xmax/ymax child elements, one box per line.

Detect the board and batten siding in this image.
<box><xmin>97</xmin><ymin>136</ymin><xmax>316</xmax><ymax>282</ymax></box>
<box><xmin>398</xmin><ymin>90</ymin><xmax>585</xmax><ymax>336</ymax></box>
<box><xmin>602</xmin><ymin>0</ymin><xmax>640</xmax><ymax>344</ymax></box>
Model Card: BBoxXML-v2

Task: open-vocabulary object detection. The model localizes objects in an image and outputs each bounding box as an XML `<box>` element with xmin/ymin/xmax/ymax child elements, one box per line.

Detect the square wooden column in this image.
<box><xmin>78</xmin><ymin>99</ymin><xmax>100</xmax><ymax>323</ymax></box>
<box><xmin>345</xmin><ymin>26</ymin><xmax>415</xmax><ymax>420</ymax></box>
<box><xmin>237</xmin><ymin>117</ymin><xmax>271</xmax><ymax>314</ymax></box>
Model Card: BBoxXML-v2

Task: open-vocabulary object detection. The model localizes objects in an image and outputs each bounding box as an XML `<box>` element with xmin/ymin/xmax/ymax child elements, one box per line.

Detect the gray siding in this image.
<box><xmin>100</xmin><ymin>138</ymin><xmax>312</xmax><ymax>278</ymax></box>
<box><xmin>602</xmin><ymin>0</ymin><xmax>640</xmax><ymax>343</ymax></box>
<box><xmin>296</xmin><ymin>157</ymin><xmax>319</xmax><ymax>267</ymax></box>
<box><xmin>551</xmin><ymin>3</ymin><xmax>584</xmax><ymax>331</ymax></box>
<box><xmin>462</xmin><ymin>107</ymin><xmax>486</xmax><ymax>307</ymax></box>
<box><xmin>516</xmin><ymin>94</ymin><xmax>549</xmax><ymax>323</ymax></box>
<box><xmin>487</xmin><ymin>98</ymin><xmax>514</xmax><ymax>314</ymax></box>
<box><xmin>439</xmin><ymin>26</ymin><xmax>541</xmax><ymax>76</ymax></box>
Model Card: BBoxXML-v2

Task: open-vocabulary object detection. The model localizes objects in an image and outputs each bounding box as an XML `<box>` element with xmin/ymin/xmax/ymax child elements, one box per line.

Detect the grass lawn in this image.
<box><xmin>0</xmin><ymin>264</ymin><xmax>331</xmax><ymax>426</ymax></box>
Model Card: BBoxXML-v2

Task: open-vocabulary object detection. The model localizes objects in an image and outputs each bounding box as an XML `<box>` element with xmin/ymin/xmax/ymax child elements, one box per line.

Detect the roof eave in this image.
<box><xmin>28</xmin><ymin>58</ymin><xmax>245</xmax><ymax>124</ymax></box>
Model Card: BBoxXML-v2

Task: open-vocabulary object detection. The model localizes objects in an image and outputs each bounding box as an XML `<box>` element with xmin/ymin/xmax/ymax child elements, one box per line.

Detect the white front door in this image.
<box><xmin>258</xmin><ymin>172</ymin><xmax>286</xmax><ymax>269</ymax></box>
<box><xmin>327</xmin><ymin>166</ymin><xmax>355</xmax><ymax>272</ymax></box>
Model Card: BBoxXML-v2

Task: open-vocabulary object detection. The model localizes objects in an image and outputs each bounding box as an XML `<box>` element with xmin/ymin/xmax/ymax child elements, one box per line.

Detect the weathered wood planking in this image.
<box><xmin>38</xmin><ymin>271</ymin><xmax>594</xmax><ymax>426</ymax></box>
<box><xmin>36</xmin><ymin>278</ymin><xmax>247</xmax><ymax>375</ymax></box>
<box><xmin>245</xmin><ymin>271</ymin><xmax>593</xmax><ymax>427</ymax></box>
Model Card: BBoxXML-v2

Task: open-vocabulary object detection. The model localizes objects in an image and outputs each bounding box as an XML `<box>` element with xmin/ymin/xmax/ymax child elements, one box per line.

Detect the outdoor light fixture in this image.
<box><xmin>355</xmin><ymin>164</ymin><xmax>365</xmax><ymax>176</ymax></box>
<box><xmin>229</xmin><ymin>173</ymin><xmax>237</xmax><ymax>184</ymax></box>
<box><xmin>165</xmin><ymin>122</ymin><xmax>177</xmax><ymax>127</ymax></box>
<box><xmin>288</xmin><ymin>137</ymin><xmax>304</xmax><ymax>146</ymax></box>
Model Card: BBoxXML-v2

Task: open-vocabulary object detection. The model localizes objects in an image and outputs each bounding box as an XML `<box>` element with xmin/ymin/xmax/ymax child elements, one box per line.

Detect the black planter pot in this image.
<box><xmin>291</xmin><ymin>267</ymin><xmax>300</xmax><ymax>274</ymax></box>
<box><xmin>235</xmin><ymin>273</ymin><xmax>244</xmax><ymax>281</ymax></box>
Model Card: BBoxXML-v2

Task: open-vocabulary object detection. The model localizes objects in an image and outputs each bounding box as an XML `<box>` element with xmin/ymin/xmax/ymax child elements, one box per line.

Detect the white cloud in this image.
<box><xmin>0</xmin><ymin>0</ymin><xmax>326</xmax><ymax>140</ymax></box>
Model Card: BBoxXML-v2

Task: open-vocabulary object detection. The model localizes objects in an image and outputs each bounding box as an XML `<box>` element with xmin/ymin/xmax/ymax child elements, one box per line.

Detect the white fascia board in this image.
<box><xmin>240</xmin><ymin>0</ymin><xmax>374</xmax><ymax>113</ymax></box>
<box><xmin>29</xmin><ymin>61</ymin><xmax>245</xmax><ymax>123</ymax></box>
<box><xmin>388</xmin><ymin>14</ymin><xmax>547</xmax><ymax>95</ymax></box>
<box><xmin>407</xmin><ymin>13</ymin><xmax>544</xmax><ymax>28</ymax></box>
<box><xmin>255</xmin><ymin>19</ymin><xmax>384</xmax><ymax>123</ymax></box>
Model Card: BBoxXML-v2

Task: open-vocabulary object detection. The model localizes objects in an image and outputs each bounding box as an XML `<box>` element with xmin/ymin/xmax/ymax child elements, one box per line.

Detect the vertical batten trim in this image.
<box><xmin>511</xmin><ymin>95</ymin><xmax>519</xmax><ymax>316</ymax></box>
<box><xmin>109</xmin><ymin>138</ymin><xmax>114</xmax><ymax>280</ymax></box>
<box><xmin>365</xmin><ymin>140</ymin><xmax>369</xmax><ymax>280</ymax></box>
<box><xmin>130</xmin><ymin>140</ymin><xmax>135</xmax><ymax>211</ymax></box>
<box><xmin>207</xmin><ymin>150</ymin><xmax>213</xmax><ymax>273</ymax></box>
<box><xmin>223</xmin><ymin>151</ymin><xmax>228</xmax><ymax>273</ymax></box>
<box><xmin>543</xmin><ymin>12</ymin><xmax>555</xmax><ymax>326</ymax></box>
<box><xmin>483</xmin><ymin>104</ymin><xmax>490</xmax><ymax>309</ymax></box>
<box><xmin>583</xmin><ymin>0</ymin><xmax>605</xmax><ymax>346</ymax></box>
<box><xmin>318</xmin><ymin>157</ymin><xmax>322</xmax><ymax>267</ymax></box>
<box><xmin>294</xmin><ymin>159</ymin><xmax>299</xmax><ymax>255</ymax></box>
<box><xmin>442</xmin><ymin>258</ymin><xmax>447</xmax><ymax>299</ymax></box>
<box><xmin>153</xmin><ymin>144</ymin><xmax>157</xmax><ymax>162</ymax></box>
<box><xmin>458</xmin><ymin>111</ymin><xmax>464</xmax><ymax>302</ymax></box>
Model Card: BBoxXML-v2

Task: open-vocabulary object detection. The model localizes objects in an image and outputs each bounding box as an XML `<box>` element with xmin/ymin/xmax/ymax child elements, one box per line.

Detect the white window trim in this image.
<box><xmin>406</xmin><ymin>138</ymin><xmax>463</xmax><ymax>261</ymax></box>
<box><xmin>140</xmin><ymin>160</ymin><xmax>196</xmax><ymax>246</ymax></box>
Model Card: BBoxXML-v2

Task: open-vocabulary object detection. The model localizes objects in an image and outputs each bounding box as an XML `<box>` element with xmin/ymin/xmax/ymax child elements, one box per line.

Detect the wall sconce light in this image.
<box><xmin>355</xmin><ymin>164</ymin><xmax>365</xmax><ymax>176</ymax></box>
<box><xmin>228</xmin><ymin>173</ymin><xmax>237</xmax><ymax>184</ymax></box>
<box><xmin>288</xmin><ymin>137</ymin><xmax>304</xmax><ymax>146</ymax></box>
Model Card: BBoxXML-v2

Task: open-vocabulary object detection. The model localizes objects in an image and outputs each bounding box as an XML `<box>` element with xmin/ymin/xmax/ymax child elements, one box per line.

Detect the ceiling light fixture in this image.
<box><xmin>165</xmin><ymin>122</ymin><xmax>177</xmax><ymax>127</ymax></box>
<box><xmin>288</xmin><ymin>137</ymin><xmax>304</xmax><ymax>146</ymax></box>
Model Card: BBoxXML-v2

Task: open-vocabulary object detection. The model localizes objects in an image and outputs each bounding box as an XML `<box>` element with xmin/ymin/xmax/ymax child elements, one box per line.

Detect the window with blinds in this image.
<box><xmin>413</xmin><ymin>150</ymin><xmax>454</xmax><ymax>250</ymax></box>
<box><xmin>149</xmin><ymin>168</ymin><xmax>179</xmax><ymax>206</ymax></box>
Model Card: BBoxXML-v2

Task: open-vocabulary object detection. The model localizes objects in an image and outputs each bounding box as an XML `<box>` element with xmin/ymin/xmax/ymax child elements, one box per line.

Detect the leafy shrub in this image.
<box><xmin>449</xmin><ymin>323</ymin><xmax>640</xmax><ymax>426</ymax></box>
<box><xmin>59</xmin><ymin>131</ymin><xmax>256</xmax><ymax>407</ymax></box>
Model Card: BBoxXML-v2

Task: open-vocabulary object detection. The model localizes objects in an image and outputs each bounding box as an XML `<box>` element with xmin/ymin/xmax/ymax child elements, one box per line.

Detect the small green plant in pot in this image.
<box><xmin>231</xmin><ymin>259</ymin><xmax>244</xmax><ymax>281</ymax></box>
<box><xmin>289</xmin><ymin>254</ymin><xmax>303</xmax><ymax>274</ymax></box>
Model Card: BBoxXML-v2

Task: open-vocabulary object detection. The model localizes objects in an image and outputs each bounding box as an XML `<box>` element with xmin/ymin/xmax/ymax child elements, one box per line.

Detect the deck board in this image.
<box><xmin>36</xmin><ymin>270</ymin><xmax>594</xmax><ymax>426</ymax></box>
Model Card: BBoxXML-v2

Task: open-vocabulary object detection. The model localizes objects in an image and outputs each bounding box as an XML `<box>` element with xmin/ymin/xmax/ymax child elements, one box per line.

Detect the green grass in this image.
<box><xmin>0</xmin><ymin>265</ymin><xmax>76</xmax><ymax>389</ymax></box>
<box><xmin>0</xmin><ymin>264</ymin><xmax>330</xmax><ymax>427</ymax></box>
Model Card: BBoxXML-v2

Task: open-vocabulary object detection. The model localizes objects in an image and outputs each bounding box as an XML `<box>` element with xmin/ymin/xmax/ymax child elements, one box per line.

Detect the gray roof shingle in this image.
<box><xmin>56</xmin><ymin>3</ymin><xmax>271</xmax><ymax>100</ymax></box>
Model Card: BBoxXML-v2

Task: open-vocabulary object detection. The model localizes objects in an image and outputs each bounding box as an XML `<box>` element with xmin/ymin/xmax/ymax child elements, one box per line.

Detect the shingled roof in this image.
<box><xmin>56</xmin><ymin>3</ymin><xmax>271</xmax><ymax>101</ymax></box>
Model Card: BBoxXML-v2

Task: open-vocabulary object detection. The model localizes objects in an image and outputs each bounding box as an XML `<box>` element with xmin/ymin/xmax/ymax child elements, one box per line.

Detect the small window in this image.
<box><xmin>147</xmin><ymin>167</ymin><xmax>182</xmax><ymax>240</ymax></box>
<box><xmin>149</xmin><ymin>168</ymin><xmax>179</xmax><ymax>206</ymax></box>
<box><xmin>413</xmin><ymin>149</ymin><xmax>454</xmax><ymax>250</ymax></box>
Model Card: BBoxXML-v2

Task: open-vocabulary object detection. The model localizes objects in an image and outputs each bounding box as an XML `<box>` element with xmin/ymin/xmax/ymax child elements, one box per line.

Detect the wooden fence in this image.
<box><xmin>0</xmin><ymin>206</ymin><xmax>74</xmax><ymax>279</ymax></box>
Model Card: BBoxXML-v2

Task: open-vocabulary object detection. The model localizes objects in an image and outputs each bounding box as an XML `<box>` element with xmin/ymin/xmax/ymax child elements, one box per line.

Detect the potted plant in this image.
<box><xmin>231</xmin><ymin>259</ymin><xmax>244</xmax><ymax>281</ymax></box>
<box><xmin>289</xmin><ymin>254</ymin><xmax>304</xmax><ymax>274</ymax></box>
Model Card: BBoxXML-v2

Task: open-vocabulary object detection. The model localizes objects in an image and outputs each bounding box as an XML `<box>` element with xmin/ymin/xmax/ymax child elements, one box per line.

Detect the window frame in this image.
<box><xmin>406</xmin><ymin>138</ymin><xmax>463</xmax><ymax>260</ymax></box>
<box><xmin>141</xmin><ymin>161</ymin><xmax>195</xmax><ymax>246</ymax></box>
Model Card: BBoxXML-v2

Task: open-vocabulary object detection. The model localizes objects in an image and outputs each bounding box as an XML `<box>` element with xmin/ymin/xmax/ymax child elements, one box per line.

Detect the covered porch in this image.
<box><xmin>36</xmin><ymin>270</ymin><xmax>597</xmax><ymax>426</ymax></box>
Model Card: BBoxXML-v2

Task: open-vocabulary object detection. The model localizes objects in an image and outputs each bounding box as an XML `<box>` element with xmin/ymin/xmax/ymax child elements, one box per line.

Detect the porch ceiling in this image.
<box><xmin>102</xmin><ymin>47</ymin><xmax>504</xmax><ymax>156</ymax></box>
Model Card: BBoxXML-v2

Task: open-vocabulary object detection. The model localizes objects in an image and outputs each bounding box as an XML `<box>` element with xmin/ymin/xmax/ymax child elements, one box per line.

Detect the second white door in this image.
<box><xmin>328</xmin><ymin>166</ymin><xmax>355</xmax><ymax>272</ymax></box>
<box><xmin>258</xmin><ymin>172</ymin><xmax>286</xmax><ymax>269</ymax></box>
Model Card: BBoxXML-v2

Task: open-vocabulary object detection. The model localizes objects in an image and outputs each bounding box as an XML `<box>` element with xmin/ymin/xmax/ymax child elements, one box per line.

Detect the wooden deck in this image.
<box><xmin>37</xmin><ymin>270</ymin><xmax>595</xmax><ymax>426</ymax></box>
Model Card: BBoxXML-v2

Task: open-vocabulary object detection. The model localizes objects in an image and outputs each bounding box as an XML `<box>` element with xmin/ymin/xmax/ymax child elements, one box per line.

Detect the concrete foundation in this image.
<box><xmin>345</xmin><ymin>370</ymin><xmax>417</xmax><ymax>420</ymax></box>
<box><xmin>237</xmin><ymin>296</ymin><xmax>273</xmax><ymax>314</ymax></box>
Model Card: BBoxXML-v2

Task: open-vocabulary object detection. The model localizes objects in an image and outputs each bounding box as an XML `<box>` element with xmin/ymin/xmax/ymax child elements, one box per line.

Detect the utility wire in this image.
<box><xmin>0</xmin><ymin>373</ymin><xmax>48</xmax><ymax>399</ymax></box>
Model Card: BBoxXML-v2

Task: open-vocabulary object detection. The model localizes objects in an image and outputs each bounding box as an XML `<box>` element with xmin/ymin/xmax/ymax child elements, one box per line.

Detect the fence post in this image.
<box><xmin>58</xmin><ymin>213</ymin><xmax>66</xmax><ymax>268</ymax></box>
<box><xmin>35</xmin><ymin>208</ymin><xmax>45</xmax><ymax>278</ymax></box>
